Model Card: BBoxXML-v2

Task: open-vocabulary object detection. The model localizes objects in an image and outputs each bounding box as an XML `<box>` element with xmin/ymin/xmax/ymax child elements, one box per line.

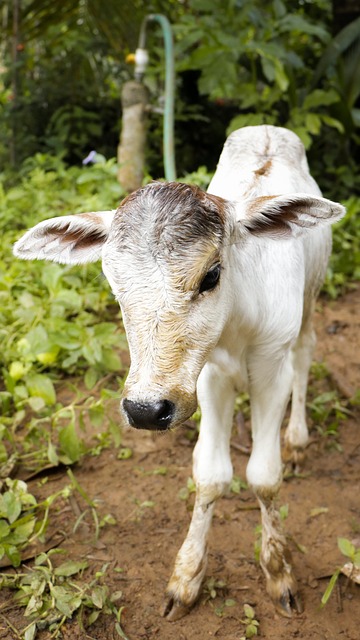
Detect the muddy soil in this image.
<box><xmin>1</xmin><ymin>286</ymin><xmax>359</xmax><ymax>640</ymax></box>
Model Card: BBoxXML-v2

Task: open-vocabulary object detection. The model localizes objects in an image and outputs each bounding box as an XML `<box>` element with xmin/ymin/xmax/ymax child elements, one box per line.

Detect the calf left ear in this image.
<box><xmin>234</xmin><ymin>193</ymin><xmax>345</xmax><ymax>238</ymax></box>
<box><xmin>13</xmin><ymin>210</ymin><xmax>116</xmax><ymax>265</ymax></box>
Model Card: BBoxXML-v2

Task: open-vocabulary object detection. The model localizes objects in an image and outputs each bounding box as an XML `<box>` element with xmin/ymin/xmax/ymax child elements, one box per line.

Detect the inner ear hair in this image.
<box><xmin>48</xmin><ymin>222</ymin><xmax>108</xmax><ymax>249</ymax></box>
<box><xmin>242</xmin><ymin>196</ymin><xmax>320</xmax><ymax>238</ymax></box>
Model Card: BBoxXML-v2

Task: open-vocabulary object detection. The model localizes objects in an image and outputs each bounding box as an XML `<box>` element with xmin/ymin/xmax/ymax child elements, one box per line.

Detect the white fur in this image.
<box><xmin>13</xmin><ymin>125</ymin><xmax>345</xmax><ymax>618</ymax></box>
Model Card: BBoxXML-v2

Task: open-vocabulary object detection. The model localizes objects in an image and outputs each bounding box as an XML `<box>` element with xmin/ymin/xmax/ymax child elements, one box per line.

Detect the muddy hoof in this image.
<box><xmin>274</xmin><ymin>588</ymin><xmax>303</xmax><ymax>617</ymax></box>
<box><xmin>161</xmin><ymin>593</ymin><xmax>192</xmax><ymax>621</ymax></box>
<box><xmin>282</xmin><ymin>442</ymin><xmax>306</xmax><ymax>476</ymax></box>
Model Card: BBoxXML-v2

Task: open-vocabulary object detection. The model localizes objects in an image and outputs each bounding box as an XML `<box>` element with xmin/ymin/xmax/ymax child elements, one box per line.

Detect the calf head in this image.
<box><xmin>13</xmin><ymin>181</ymin><xmax>344</xmax><ymax>431</ymax></box>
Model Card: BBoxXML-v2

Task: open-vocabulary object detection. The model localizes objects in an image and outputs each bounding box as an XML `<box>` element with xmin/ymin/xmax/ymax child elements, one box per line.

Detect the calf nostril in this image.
<box><xmin>122</xmin><ymin>398</ymin><xmax>175</xmax><ymax>431</ymax></box>
<box><xmin>155</xmin><ymin>400</ymin><xmax>174</xmax><ymax>423</ymax></box>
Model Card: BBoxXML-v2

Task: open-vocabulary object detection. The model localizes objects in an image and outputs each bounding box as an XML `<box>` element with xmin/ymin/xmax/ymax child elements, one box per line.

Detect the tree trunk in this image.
<box><xmin>117</xmin><ymin>80</ymin><xmax>149</xmax><ymax>193</ymax></box>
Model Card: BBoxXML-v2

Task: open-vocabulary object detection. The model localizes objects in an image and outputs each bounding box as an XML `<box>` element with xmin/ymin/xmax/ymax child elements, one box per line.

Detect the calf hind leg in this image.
<box><xmin>284</xmin><ymin>311</ymin><xmax>316</xmax><ymax>469</ymax></box>
<box><xmin>247</xmin><ymin>351</ymin><xmax>302</xmax><ymax>615</ymax></box>
<box><xmin>162</xmin><ymin>364</ymin><xmax>236</xmax><ymax>620</ymax></box>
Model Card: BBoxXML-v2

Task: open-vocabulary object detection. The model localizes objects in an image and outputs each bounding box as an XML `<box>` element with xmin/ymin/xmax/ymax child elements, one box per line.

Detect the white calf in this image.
<box><xmin>14</xmin><ymin>125</ymin><xmax>345</xmax><ymax>619</ymax></box>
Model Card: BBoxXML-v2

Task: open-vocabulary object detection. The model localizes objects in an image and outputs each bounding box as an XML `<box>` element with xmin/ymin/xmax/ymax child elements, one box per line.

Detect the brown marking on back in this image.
<box><xmin>254</xmin><ymin>159</ymin><xmax>272</xmax><ymax>177</ymax></box>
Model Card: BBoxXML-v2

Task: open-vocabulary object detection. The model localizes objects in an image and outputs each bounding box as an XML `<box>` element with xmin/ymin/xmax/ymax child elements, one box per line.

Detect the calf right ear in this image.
<box><xmin>13</xmin><ymin>210</ymin><xmax>116</xmax><ymax>265</ymax></box>
<box><xmin>234</xmin><ymin>193</ymin><xmax>345</xmax><ymax>239</ymax></box>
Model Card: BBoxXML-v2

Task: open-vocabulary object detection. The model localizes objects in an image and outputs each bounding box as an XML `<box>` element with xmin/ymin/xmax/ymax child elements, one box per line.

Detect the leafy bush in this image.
<box><xmin>0</xmin><ymin>157</ymin><xmax>127</xmax><ymax>471</ymax></box>
<box><xmin>324</xmin><ymin>196</ymin><xmax>360</xmax><ymax>297</ymax></box>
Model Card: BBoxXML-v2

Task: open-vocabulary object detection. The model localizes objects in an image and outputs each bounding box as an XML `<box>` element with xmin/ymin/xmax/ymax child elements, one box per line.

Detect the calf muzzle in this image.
<box><xmin>122</xmin><ymin>398</ymin><xmax>175</xmax><ymax>431</ymax></box>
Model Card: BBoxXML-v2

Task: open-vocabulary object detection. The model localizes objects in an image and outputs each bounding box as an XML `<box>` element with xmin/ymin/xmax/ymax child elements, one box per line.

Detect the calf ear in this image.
<box><xmin>13</xmin><ymin>210</ymin><xmax>116</xmax><ymax>264</ymax></box>
<box><xmin>234</xmin><ymin>194</ymin><xmax>345</xmax><ymax>238</ymax></box>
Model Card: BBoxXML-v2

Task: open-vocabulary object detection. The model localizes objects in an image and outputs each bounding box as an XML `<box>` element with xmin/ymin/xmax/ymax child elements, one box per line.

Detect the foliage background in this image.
<box><xmin>0</xmin><ymin>0</ymin><xmax>359</xmax><ymax>196</ymax></box>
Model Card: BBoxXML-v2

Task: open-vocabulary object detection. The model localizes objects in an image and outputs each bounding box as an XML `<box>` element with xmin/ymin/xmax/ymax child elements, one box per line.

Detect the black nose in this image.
<box><xmin>122</xmin><ymin>399</ymin><xmax>175</xmax><ymax>431</ymax></box>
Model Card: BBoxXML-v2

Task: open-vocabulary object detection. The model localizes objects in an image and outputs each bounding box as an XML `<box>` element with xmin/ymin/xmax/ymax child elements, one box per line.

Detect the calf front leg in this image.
<box><xmin>247</xmin><ymin>350</ymin><xmax>302</xmax><ymax>616</ymax></box>
<box><xmin>162</xmin><ymin>363</ymin><xmax>236</xmax><ymax>621</ymax></box>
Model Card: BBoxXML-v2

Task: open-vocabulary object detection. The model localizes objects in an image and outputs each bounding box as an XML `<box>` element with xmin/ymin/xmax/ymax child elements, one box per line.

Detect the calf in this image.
<box><xmin>14</xmin><ymin>125</ymin><xmax>345</xmax><ymax>619</ymax></box>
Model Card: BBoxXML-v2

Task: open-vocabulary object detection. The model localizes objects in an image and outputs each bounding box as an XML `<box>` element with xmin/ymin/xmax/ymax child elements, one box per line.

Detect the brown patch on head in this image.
<box><xmin>113</xmin><ymin>182</ymin><xmax>227</xmax><ymax>257</ymax></box>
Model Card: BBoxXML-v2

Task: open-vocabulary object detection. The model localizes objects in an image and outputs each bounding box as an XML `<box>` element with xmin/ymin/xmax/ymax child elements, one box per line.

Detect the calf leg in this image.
<box><xmin>247</xmin><ymin>350</ymin><xmax>302</xmax><ymax>616</ymax></box>
<box><xmin>284</xmin><ymin>312</ymin><xmax>316</xmax><ymax>467</ymax></box>
<box><xmin>162</xmin><ymin>363</ymin><xmax>236</xmax><ymax>621</ymax></box>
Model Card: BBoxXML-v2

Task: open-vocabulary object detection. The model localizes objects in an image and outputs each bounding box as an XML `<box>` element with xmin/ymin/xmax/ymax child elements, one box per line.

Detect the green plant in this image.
<box><xmin>324</xmin><ymin>196</ymin><xmax>360</xmax><ymax>298</ymax></box>
<box><xmin>0</xmin><ymin>157</ymin><xmax>128</xmax><ymax>472</ymax></box>
<box><xmin>0</xmin><ymin>554</ymin><xmax>127</xmax><ymax>639</ymax></box>
<box><xmin>307</xmin><ymin>391</ymin><xmax>352</xmax><ymax>440</ymax></box>
<box><xmin>178</xmin><ymin>477</ymin><xmax>196</xmax><ymax>501</ymax></box>
<box><xmin>321</xmin><ymin>537</ymin><xmax>360</xmax><ymax>606</ymax></box>
<box><xmin>203</xmin><ymin>576</ymin><xmax>236</xmax><ymax>617</ymax></box>
<box><xmin>240</xmin><ymin>603</ymin><xmax>259</xmax><ymax>638</ymax></box>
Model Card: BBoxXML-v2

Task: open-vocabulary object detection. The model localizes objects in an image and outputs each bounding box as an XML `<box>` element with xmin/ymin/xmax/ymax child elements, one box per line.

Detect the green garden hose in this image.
<box><xmin>137</xmin><ymin>14</ymin><xmax>176</xmax><ymax>181</ymax></box>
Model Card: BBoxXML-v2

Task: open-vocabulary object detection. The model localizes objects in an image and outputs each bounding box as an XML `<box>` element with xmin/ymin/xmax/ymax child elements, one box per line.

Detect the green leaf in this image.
<box><xmin>84</xmin><ymin>367</ymin><xmax>98</xmax><ymax>390</ymax></box>
<box><xmin>2</xmin><ymin>491</ymin><xmax>22</xmax><ymax>523</ymax></box>
<box><xmin>274</xmin><ymin>59</ymin><xmax>289</xmax><ymax>91</ymax></box>
<box><xmin>246</xmin><ymin>623</ymin><xmax>258</xmax><ymax>638</ymax></box>
<box><xmin>0</xmin><ymin>520</ymin><xmax>11</xmax><ymax>539</ymax></box>
<box><xmin>306</xmin><ymin>113</ymin><xmax>322</xmax><ymax>135</ymax></box>
<box><xmin>88</xmin><ymin>609</ymin><xmax>101</xmax><ymax>625</ymax></box>
<box><xmin>303</xmin><ymin>89</ymin><xmax>339</xmax><ymax>110</ymax></box>
<box><xmin>47</xmin><ymin>441</ymin><xmax>59</xmax><ymax>465</ymax></box>
<box><xmin>54</xmin><ymin>559</ymin><xmax>88</xmax><ymax>577</ymax></box>
<box><xmin>89</xmin><ymin>404</ymin><xmax>104</xmax><ymax>428</ymax></box>
<box><xmin>244</xmin><ymin>604</ymin><xmax>255</xmax><ymax>619</ymax></box>
<box><xmin>26</xmin><ymin>374</ymin><xmax>56</xmax><ymax>406</ymax></box>
<box><xmin>117</xmin><ymin>447</ymin><xmax>132</xmax><ymax>460</ymax></box>
<box><xmin>321</xmin><ymin>115</ymin><xmax>345</xmax><ymax>134</ymax></box>
<box><xmin>28</xmin><ymin>396</ymin><xmax>46</xmax><ymax>412</ymax></box>
<box><xmin>58</xmin><ymin>421</ymin><xmax>82</xmax><ymax>463</ymax></box>
<box><xmin>11</xmin><ymin>519</ymin><xmax>36</xmax><ymax>540</ymax></box>
<box><xmin>321</xmin><ymin>568</ymin><xmax>341</xmax><ymax>606</ymax></box>
<box><xmin>225</xmin><ymin>598</ymin><xmax>236</xmax><ymax>607</ymax></box>
<box><xmin>41</xmin><ymin>264</ymin><xmax>63</xmax><ymax>295</ymax></box>
<box><xmin>50</xmin><ymin>585</ymin><xmax>82</xmax><ymax>617</ymax></box>
<box><xmin>101</xmin><ymin>349</ymin><xmax>122</xmax><ymax>371</ymax></box>
<box><xmin>338</xmin><ymin>537</ymin><xmax>355</xmax><ymax>560</ymax></box>
<box><xmin>4</xmin><ymin>544</ymin><xmax>21</xmax><ymax>567</ymax></box>
<box><xmin>24</xmin><ymin>622</ymin><xmax>37</xmax><ymax>640</ymax></box>
<box><xmin>91</xmin><ymin>585</ymin><xmax>107</xmax><ymax>609</ymax></box>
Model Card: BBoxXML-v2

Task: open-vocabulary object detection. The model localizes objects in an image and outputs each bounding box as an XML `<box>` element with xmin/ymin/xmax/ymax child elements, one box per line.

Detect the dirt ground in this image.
<box><xmin>1</xmin><ymin>285</ymin><xmax>359</xmax><ymax>639</ymax></box>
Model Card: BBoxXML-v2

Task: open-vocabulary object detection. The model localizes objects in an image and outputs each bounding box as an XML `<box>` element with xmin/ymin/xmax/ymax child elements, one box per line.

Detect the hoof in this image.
<box><xmin>161</xmin><ymin>593</ymin><xmax>192</xmax><ymax>621</ymax></box>
<box><xmin>275</xmin><ymin>587</ymin><xmax>303</xmax><ymax>617</ymax></box>
<box><xmin>282</xmin><ymin>441</ymin><xmax>306</xmax><ymax>476</ymax></box>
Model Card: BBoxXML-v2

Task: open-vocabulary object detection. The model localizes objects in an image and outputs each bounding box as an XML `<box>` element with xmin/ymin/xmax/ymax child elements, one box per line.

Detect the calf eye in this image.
<box><xmin>199</xmin><ymin>263</ymin><xmax>221</xmax><ymax>293</ymax></box>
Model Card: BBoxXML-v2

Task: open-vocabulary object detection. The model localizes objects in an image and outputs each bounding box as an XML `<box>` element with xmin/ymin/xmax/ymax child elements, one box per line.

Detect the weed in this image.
<box><xmin>230</xmin><ymin>475</ymin><xmax>248</xmax><ymax>494</ymax></box>
<box><xmin>323</xmin><ymin>196</ymin><xmax>360</xmax><ymax>298</ymax></box>
<box><xmin>178</xmin><ymin>477</ymin><xmax>196</xmax><ymax>501</ymax></box>
<box><xmin>0</xmin><ymin>555</ymin><xmax>127</xmax><ymax>639</ymax></box>
<box><xmin>321</xmin><ymin>537</ymin><xmax>360</xmax><ymax>606</ymax></box>
<box><xmin>0</xmin><ymin>478</ymin><xmax>71</xmax><ymax>568</ymax></box>
<box><xmin>307</xmin><ymin>390</ymin><xmax>352</xmax><ymax>441</ymax></box>
<box><xmin>240</xmin><ymin>603</ymin><xmax>259</xmax><ymax>638</ymax></box>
